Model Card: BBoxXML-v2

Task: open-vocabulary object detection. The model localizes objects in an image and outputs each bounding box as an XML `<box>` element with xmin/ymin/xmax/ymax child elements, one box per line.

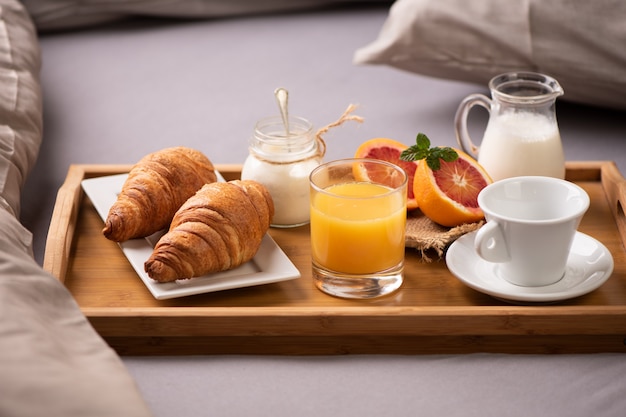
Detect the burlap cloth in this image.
<box><xmin>405</xmin><ymin>211</ymin><xmax>483</xmax><ymax>261</ymax></box>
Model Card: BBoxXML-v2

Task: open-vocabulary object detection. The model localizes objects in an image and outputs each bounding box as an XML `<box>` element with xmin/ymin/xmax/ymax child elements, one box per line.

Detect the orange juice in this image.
<box><xmin>310</xmin><ymin>182</ymin><xmax>406</xmax><ymax>274</ymax></box>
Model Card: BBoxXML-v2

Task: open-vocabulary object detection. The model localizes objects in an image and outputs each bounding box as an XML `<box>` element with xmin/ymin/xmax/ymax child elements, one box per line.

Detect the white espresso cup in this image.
<box><xmin>475</xmin><ymin>176</ymin><xmax>590</xmax><ymax>287</ymax></box>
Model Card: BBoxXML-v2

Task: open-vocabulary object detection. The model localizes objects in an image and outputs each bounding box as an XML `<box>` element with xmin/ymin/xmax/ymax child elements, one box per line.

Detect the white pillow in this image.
<box><xmin>354</xmin><ymin>0</ymin><xmax>626</xmax><ymax>110</ymax></box>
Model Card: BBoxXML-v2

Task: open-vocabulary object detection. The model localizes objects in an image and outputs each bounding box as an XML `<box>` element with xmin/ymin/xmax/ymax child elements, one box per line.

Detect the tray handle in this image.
<box><xmin>43</xmin><ymin>164</ymin><xmax>87</xmax><ymax>282</ymax></box>
<box><xmin>601</xmin><ymin>162</ymin><xmax>626</xmax><ymax>245</ymax></box>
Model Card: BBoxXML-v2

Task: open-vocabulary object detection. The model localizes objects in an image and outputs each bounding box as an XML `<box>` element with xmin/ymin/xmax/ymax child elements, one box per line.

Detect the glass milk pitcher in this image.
<box><xmin>455</xmin><ymin>72</ymin><xmax>565</xmax><ymax>181</ymax></box>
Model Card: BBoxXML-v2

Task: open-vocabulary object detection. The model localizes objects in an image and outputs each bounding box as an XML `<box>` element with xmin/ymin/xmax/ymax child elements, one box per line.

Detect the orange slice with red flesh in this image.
<box><xmin>354</xmin><ymin>138</ymin><xmax>420</xmax><ymax>210</ymax></box>
<box><xmin>413</xmin><ymin>148</ymin><xmax>492</xmax><ymax>227</ymax></box>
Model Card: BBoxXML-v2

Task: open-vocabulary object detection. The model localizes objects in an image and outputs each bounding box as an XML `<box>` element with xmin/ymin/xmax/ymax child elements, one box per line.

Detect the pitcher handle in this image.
<box><xmin>454</xmin><ymin>93</ymin><xmax>492</xmax><ymax>159</ymax></box>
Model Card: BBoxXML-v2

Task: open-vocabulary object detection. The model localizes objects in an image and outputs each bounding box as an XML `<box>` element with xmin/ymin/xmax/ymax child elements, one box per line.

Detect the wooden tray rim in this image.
<box><xmin>43</xmin><ymin>161</ymin><xmax>626</xmax><ymax>338</ymax></box>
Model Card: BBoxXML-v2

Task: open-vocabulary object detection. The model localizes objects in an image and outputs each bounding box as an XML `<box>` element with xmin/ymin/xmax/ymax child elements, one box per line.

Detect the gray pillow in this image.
<box><xmin>22</xmin><ymin>0</ymin><xmax>391</xmax><ymax>31</ymax></box>
<box><xmin>354</xmin><ymin>0</ymin><xmax>626</xmax><ymax>110</ymax></box>
<box><xmin>0</xmin><ymin>0</ymin><xmax>42</xmax><ymax>217</ymax></box>
<box><xmin>0</xmin><ymin>1</ymin><xmax>152</xmax><ymax>415</ymax></box>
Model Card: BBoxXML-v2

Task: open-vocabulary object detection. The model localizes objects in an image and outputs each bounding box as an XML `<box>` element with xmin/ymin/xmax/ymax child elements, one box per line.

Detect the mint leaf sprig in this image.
<box><xmin>400</xmin><ymin>133</ymin><xmax>458</xmax><ymax>170</ymax></box>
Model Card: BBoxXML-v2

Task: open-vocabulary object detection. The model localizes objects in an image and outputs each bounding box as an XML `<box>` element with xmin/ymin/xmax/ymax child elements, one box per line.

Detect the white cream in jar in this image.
<box><xmin>241</xmin><ymin>115</ymin><xmax>321</xmax><ymax>228</ymax></box>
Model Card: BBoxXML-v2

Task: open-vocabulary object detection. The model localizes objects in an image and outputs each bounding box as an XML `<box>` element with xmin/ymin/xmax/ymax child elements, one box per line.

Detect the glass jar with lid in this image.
<box><xmin>241</xmin><ymin>115</ymin><xmax>322</xmax><ymax>228</ymax></box>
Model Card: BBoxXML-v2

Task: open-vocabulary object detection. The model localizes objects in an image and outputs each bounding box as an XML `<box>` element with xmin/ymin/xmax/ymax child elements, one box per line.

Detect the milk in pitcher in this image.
<box><xmin>478</xmin><ymin>112</ymin><xmax>565</xmax><ymax>181</ymax></box>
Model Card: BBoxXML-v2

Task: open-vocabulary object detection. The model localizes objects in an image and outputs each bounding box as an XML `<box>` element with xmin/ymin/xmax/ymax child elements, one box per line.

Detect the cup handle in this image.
<box><xmin>474</xmin><ymin>221</ymin><xmax>510</xmax><ymax>263</ymax></box>
<box><xmin>454</xmin><ymin>93</ymin><xmax>492</xmax><ymax>159</ymax></box>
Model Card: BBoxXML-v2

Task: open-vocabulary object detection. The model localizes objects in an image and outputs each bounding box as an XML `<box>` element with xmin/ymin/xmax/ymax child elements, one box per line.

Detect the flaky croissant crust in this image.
<box><xmin>103</xmin><ymin>147</ymin><xmax>217</xmax><ymax>242</ymax></box>
<box><xmin>144</xmin><ymin>180</ymin><xmax>274</xmax><ymax>282</ymax></box>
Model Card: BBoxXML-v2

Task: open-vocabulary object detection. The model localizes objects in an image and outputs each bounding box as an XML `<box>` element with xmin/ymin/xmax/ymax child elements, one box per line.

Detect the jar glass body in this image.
<box><xmin>241</xmin><ymin>115</ymin><xmax>321</xmax><ymax>228</ymax></box>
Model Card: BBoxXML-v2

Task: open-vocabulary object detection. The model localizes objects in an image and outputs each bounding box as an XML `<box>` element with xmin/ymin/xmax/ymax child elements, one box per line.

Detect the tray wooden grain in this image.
<box><xmin>44</xmin><ymin>162</ymin><xmax>626</xmax><ymax>355</ymax></box>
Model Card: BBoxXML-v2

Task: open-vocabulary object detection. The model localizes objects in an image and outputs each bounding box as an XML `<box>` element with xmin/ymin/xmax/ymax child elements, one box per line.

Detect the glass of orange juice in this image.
<box><xmin>309</xmin><ymin>158</ymin><xmax>407</xmax><ymax>298</ymax></box>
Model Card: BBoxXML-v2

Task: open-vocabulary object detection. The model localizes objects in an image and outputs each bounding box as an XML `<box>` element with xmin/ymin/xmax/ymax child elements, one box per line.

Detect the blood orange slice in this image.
<box><xmin>354</xmin><ymin>138</ymin><xmax>420</xmax><ymax>210</ymax></box>
<box><xmin>413</xmin><ymin>148</ymin><xmax>492</xmax><ymax>227</ymax></box>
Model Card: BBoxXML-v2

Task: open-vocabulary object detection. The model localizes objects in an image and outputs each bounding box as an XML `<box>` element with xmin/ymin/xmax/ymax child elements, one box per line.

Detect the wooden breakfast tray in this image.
<box><xmin>44</xmin><ymin>162</ymin><xmax>626</xmax><ymax>355</ymax></box>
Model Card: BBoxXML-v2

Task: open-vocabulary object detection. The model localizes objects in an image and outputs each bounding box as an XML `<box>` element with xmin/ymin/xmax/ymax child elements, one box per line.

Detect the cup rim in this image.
<box><xmin>477</xmin><ymin>176</ymin><xmax>590</xmax><ymax>224</ymax></box>
<box><xmin>309</xmin><ymin>157</ymin><xmax>408</xmax><ymax>198</ymax></box>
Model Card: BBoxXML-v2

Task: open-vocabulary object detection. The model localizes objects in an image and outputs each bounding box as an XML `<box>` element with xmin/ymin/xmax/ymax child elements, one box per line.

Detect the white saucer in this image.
<box><xmin>446</xmin><ymin>231</ymin><xmax>614</xmax><ymax>304</ymax></box>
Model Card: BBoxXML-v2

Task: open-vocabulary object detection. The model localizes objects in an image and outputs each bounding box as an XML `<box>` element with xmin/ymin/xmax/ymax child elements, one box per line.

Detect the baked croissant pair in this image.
<box><xmin>103</xmin><ymin>147</ymin><xmax>274</xmax><ymax>282</ymax></box>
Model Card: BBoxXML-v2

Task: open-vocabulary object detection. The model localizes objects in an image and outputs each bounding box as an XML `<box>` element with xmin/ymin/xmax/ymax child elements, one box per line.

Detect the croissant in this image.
<box><xmin>103</xmin><ymin>146</ymin><xmax>217</xmax><ymax>242</ymax></box>
<box><xmin>144</xmin><ymin>180</ymin><xmax>275</xmax><ymax>282</ymax></box>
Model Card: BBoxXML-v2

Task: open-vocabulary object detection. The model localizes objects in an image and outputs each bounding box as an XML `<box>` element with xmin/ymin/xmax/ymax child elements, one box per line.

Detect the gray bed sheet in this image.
<box><xmin>22</xmin><ymin>6</ymin><xmax>626</xmax><ymax>417</ymax></box>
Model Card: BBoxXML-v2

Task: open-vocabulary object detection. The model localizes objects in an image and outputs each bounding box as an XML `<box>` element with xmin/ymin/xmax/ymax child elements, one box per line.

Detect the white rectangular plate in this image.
<box><xmin>81</xmin><ymin>173</ymin><xmax>301</xmax><ymax>300</ymax></box>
